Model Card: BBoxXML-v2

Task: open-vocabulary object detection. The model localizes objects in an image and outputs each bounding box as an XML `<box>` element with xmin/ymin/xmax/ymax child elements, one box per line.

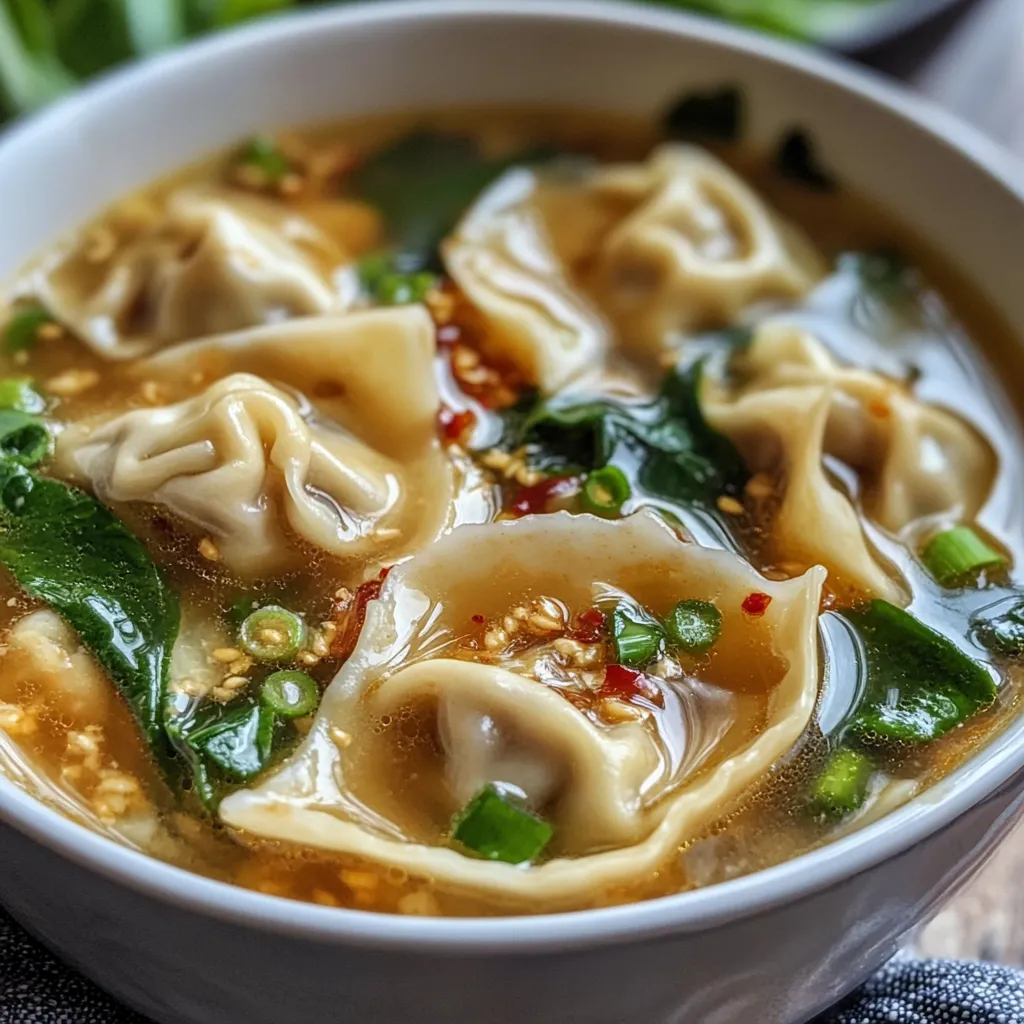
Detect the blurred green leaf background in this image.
<box><xmin>0</xmin><ymin>0</ymin><xmax>896</xmax><ymax>127</ymax></box>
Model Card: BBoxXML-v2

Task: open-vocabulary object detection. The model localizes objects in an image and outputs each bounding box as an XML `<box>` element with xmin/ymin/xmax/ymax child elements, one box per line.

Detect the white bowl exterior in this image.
<box><xmin>0</xmin><ymin>4</ymin><xmax>1024</xmax><ymax>1022</ymax></box>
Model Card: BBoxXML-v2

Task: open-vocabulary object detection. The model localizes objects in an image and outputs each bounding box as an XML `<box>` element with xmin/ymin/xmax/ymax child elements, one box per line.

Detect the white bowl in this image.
<box><xmin>1</xmin><ymin>4</ymin><xmax>1023</xmax><ymax>1023</ymax></box>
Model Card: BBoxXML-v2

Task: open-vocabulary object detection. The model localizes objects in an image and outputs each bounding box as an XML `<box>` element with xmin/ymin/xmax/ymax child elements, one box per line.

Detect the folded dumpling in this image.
<box><xmin>57</xmin><ymin>309</ymin><xmax>470</xmax><ymax>574</ymax></box>
<box><xmin>703</xmin><ymin>323</ymin><xmax>996</xmax><ymax>601</ymax></box>
<box><xmin>442</xmin><ymin>170</ymin><xmax>610</xmax><ymax>393</ymax></box>
<box><xmin>539</xmin><ymin>145</ymin><xmax>825</xmax><ymax>357</ymax></box>
<box><xmin>32</xmin><ymin>189</ymin><xmax>350</xmax><ymax>359</ymax></box>
<box><xmin>220</xmin><ymin>513</ymin><xmax>825</xmax><ymax>907</ymax></box>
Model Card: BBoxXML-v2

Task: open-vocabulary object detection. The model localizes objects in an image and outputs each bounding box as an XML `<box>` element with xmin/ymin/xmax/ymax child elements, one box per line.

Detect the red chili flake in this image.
<box><xmin>378</xmin><ymin>566</ymin><xmax>391</xmax><ymax>581</ymax></box>
<box><xmin>471</xmin><ymin>614</ymin><xmax>485</xmax><ymax>624</ymax></box>
<box><xmin>571</xmin><ymin>607</ymin><xmax>606</xmax><ymax>643</ymax></box>
<box><xmin>600</xmin><ymin>664</ymin><xmax>664</xmax><ymax>708</ymax></box>
<box><xmin>330</xmin><ymin>578</ymin><xmax>384</xmax><ymax>660</ymax></box>
<box><xmin>437</xmin><ymin>405</ymin><xmax>477</xmax><ymax>445</ymax></box>
<box><xmin>511</xmin><ymin>476</ymin><xmax>580</xmax><ymax>517</ymax></box>
<box><xmin>741</xmin><ymin>592</ymin><xmax>773</xmax><ymax>617</ymax></box>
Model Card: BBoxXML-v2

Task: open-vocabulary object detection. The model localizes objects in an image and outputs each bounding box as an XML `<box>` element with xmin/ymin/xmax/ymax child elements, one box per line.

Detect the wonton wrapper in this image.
<box><xmin>704</xmin><ymin>324</ymin><xmax>996</xmax><ymax>602</ymax></box>
<box><xmin>57</xmin><ymin>309</ymin><xmax>472</xmax><ymax>574</ymax></box>
<box><xmin>33</xmin><ymin>189</ymin><xmax>348</xmax><ymax>359</ymax></box>
<box><xmin>443</xmin><ymin>170</ymin><xmax>610</xmax><ymax>393</ymax></box>
<box><xmin>539</xmin><ymin>145</ymin><xmax>824</xmax><ymax>357</ymax></box>
<box><xmin>221</xmin><ymin>513</ymin><xmax>825</xmax><ymax>906</ymax></box>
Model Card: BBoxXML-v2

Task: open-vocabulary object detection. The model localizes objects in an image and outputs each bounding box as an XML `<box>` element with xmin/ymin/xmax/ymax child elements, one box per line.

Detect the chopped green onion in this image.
<box><xmin>612</xmin><ymin>605</ymin><xmax>664</xmax><ymax>668</ymax></box>
<box><xmin>238</xmin><ymin>605</ymin><xmax>307</xmax><ymax>663</ymax></box>
<box><xmin>0</xmin><ymin>409</ymin><xmax>49</xmax><ymax>466</ymax></box>
<box><xmin>973</xmin><ymin>598</ymin><xmax>1024</xmax><ymax>658</ymax></box>
<box><xmin>665</xmin><ymin>599</ymin><xmax>722</xmax><ymax>654</ymax></box>
<box><xmin>808</xmin><ymin>747</ymin><xmax>873</xmax><ymax>819</ymax></box>
<box><xmin>359</xmin><ymin>255</ymin><xmax>436</xmax><ymax>306</ymax></box>
<box><xmin>236</xmin><ymin>136</ymin><xmax>291</xmax><ymax>183</ymax></box>
<box><xmin>260</xmin><ymin>670</ymin><xmax>319</xmax><ymax>719</ymax></box>
<box><xmin>922</xmin><ymin>526</ymin><xmax>1005</xmax><ymax>586</ymax></box>
<box><xmin>580</xmin><ymin>466</ymin><xmax>630</xmax><ymax>517</ymax></box>
<box><xmin>451</xmin><ymin>784</ymin><xmax>553</xmax><ymax>865</ymax></box>
<box><xmin>4</xmin><ymin>306</ymin><xmax>53</xmax><ymax>354</ymax></box>
<box><xmin>0</xmin><ymin>378</ymin><xmax>44</xmax><ymax>414</ymax></box>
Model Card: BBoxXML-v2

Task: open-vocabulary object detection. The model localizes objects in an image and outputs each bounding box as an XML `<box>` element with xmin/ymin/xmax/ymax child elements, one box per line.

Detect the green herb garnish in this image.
<box><xmin>236</xmin><ymin>135</ymin><xmax>291</xmax><ymax>184</ymax></box>
<box><xmin>612</xmin><ymin>604</ymin><xmax>664</xmax><ymax>669</ymax></box>
<box><xmin>261</xmin><ymin>670</ymin><xmax>319</xmax><ymax>719</ymax></box>
<box><xmin>451</xmin><ymin>784</ymin><xmax>553</xmax><ymax>865</ymax></box>
<box><xmin>0</xmin><ymin>409</ymin><xmax>49</xmax><ymax>466</ymax></box>
<box><xmin>4</xmin><ymin>305</ymin><xmax>52</xmax><ymax>353</ymax></box>
<box><xmin>665</xmin><ymin>599</ymin><xmax>722</xmax><ymax>654</ymax></box>
<box><xmin>663</xmin><ymin>86</ymin><xmax>744</xmax><ymax>143</ymax></box>
<box><xmin>238</xmin><ymin>604</ymin><xmax>307</xmax><ymax>663</ymax></box>
<box><xmin>580</xmin><ymin>466</ymin><xmax>631</xmax><ymax>517</ymax></box>
<box><xmin>973</xmin><ymin>597</ymin><xmax>1024</xmax><ymax>659</ymax></box>
<box><xmin>922</xmin><ymin>526</ymin><xmax>1005</xmax><ymax>587</ymax></box>
<box><xmin>843</xmin><ymin>600</ymin><xmax>997</xmax><ymax>744</ymax></box>
<box><xmin>774</xmin><ymin>129</ymin><xmax>836</xmax><ymax>192</ymax></box>
<box><xmin>0</xmin><ymin>378</ymin><xmax>45</xmax><ymax>414</ymax></box>
<box><xmin>358</xmin><ymin>254</ymin><xmax>437</xmax><ymax>306</ymax></box>
<box><xmin>809</xmin><ymin>746</ymin><xmax>873</xmax><ymax>819</ymax></box>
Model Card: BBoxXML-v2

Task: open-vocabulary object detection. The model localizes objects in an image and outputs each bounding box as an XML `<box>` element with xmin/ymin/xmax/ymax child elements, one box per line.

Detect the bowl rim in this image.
<box><xmin>2</xmin><ymin>0</ymin><xmax>1024</xmax><ymax>955</ymax></box>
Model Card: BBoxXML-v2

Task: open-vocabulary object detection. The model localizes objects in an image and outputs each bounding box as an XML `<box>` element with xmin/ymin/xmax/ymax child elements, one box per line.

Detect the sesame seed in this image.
<box><xmin>198</xmin><ymin>538</ymin><xmax>220</xmax><ymax>562</ymax></box>
<box><xmin>46</xmin><ymin>369</ymin><xmax>100</xmax><ymax>397</ymax></box>
<box><xmin>716</xmin><ymin>495</ymin><xmax>745</xmax><ymax>516</ymax></box>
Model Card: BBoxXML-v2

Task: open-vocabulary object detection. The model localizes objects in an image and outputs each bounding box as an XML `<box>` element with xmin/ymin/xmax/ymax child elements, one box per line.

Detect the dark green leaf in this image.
<box><xmin>51</xmin><ymin>0</ymin><xmax>133</xmax><ymax>79</ymax></box>
<box><xmin>663</xmin><ymin>86</ymin><xmax>744</xmax><ymax>143</ymax></box>
<box><xmin>843</xmin><ymin>600</ymin><xmax>996</xmax><ymax>743</ymax></box>
<box><xmin>665</xmin><ymin>599</ymin><xmax>722</xmax><ymax>654</ymax></box>
<box><xmin>973</xmin><ymin>597</ymin><xmax>1024</xmax><ymax>658</ymax></box>
<box><xmin>0</xmin><ymin>409</ymin><xmax>49</xmax><ymax>466</ymax></box>
<box><xmin>349</xmin><ymin>131</ymin><xmax>556</xmax><ymax>271</ymax></box>
<box><xmin>0</xmin><ymin>461</ymin><xmax>179</xmax><ymax>763</ymax></box>
<box><xmin>184</xmin><ymin>700</ymin><xmax>277</xmax><ymax>780</ymax></box>
<box><xmin>774</xmin><ymin>129</ymin><xmax>836</xmax><ymax>192</ymax></box>
<box><xmin>451</xmin><ymin>784</ymin><xmax>553</xmax><ymax>865</ymax></box>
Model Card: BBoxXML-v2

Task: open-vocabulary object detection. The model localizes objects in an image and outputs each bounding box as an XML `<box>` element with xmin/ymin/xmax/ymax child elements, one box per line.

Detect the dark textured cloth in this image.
<box><xmin>1</xmin><ymin>910</ymin><xmax>1024</xmax><ymax>1024</ymax></box>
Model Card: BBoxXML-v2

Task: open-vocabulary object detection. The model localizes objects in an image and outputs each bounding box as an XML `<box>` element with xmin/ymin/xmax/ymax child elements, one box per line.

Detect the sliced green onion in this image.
<box><xmin>0</xmin><ymin>378</ymin><xmax>44</xmax><ymax>414</ymax></box>
<box><xmin>922</xmin><ymin>526</ymin><xmax>1005</xmax><ymax>586</ymax></box>
<box><xmin>238</xmin><ymin>605</ymin><xmax>307</xmax><ymax>663</ymax></box>
<box><xmin>236</xmin><ymin>136</ymin><xmax>291</xmax><ymax>183</ymax></box>
<box><xmin>4</xmin><ymin>306</ymin><xmax>52</xmax><ymax>354</ymax></box>
<box><xmin>359</xmin><ymin>255</ymin><xmax>436</xmax><ymax>307</ymax></box>
<box><xmin>581</xmin><ymin>466</ymin><xmax>630</xmax><ymax>517</ymax></box>
<box><xmin>612</xmin><ymin>605</ymin><xmax>664</xmax><ymax>668</ymax></box>
<box><xmin>665</xmin><ymin>599</ymin><xmax>722</xmax><ymax>654</ymax></box>
<box><xmin>451</xmin><ymin>784</ymin><xmax>553</xmax><ymax>865</ymax></box>
<box><xmin>808</xmin><ymin>747</ymin><xmax>873</xmax><ymax>819</ymax></box>
<box><xmin>261</xmin><ymin>670</ymin><xmax>319</xmax><ymax>719</ymax></box>
<box><xmin>0</xmin><ymin>409</ymin><xmax>49</xmax><ymax>466</ymax></box>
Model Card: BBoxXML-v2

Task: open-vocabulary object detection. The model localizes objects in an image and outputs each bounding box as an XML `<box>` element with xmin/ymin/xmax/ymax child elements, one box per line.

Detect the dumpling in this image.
<box><xmin>220</xmin><ymin>512</ymin><xmax>825</xmax><ymax>907</ymax></box>
<box><xmin>442</xmin><ymin>170</ymin><xmax>610</xmax><ymax>393</ymax></box>
<box><xmin>57</xmin><ymin>309</ymin><xmax>470</xmax><ymax>574</ymax></box>
<box><xmin>703</xmin><ymin>323</ymin><xmax>996</xmax><ymax>601</ymax></box>
<box><xmin>32</xmin><ymin>188</ymin><xmax>350</xmax><ymax>359</ymax></box>
<box><xmin>538</xmin><ymin>145</ymin><xmax>824</xmax><ymax>357</ymax></box>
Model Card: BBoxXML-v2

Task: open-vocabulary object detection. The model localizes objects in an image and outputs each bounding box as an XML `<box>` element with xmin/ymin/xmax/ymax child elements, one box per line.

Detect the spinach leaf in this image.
<box><xmin>774</xmin><ymin>129</ymin><xmax>836</xmax><ymax>192</ymax></box>
<box><xmin>843</xmin><ymin>600</ymin><xmax>996</xmax><ymax>744</ymax></box>
<box><xmin>0</xmin><ymin>409</ymin><xmax>49</xmax><ymax>466</ymax></box>
<box><xmin>349</xmin><ymin>131</ymin><xmax>555</xmax><ymax>271</ymax></box>
<box><xmin>0</xmin><ymin>461</ymin><xmax>180</xmax><ymax>761</ymax></box>
<box><xmin>504</xmin><ymin>360</ymin><xmax>747</xmax><ymax>510</ymax></box>
<box><xmin>167</xmin><ymin>694</ymin><xmax>288</xmax><ymax>808</ymax></box>
<box><xmin>663</xmin><ymin>86</ymin><xmax>744</xmax><ymax>143</ymax></box>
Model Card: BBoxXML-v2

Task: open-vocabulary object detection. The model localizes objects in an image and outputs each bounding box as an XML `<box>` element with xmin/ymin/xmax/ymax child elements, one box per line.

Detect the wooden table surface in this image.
<box><xmin>865</xmin><ymin>0</ymin><xmax>1024</xmax><ymax>965</ymax></box>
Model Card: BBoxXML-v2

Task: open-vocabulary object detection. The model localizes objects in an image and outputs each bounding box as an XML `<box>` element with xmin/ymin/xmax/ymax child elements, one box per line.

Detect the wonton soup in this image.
<box><xmin>0</xmin><ymin>96</ymin><xmax>1021</xmax><ymax>917</ymax></box>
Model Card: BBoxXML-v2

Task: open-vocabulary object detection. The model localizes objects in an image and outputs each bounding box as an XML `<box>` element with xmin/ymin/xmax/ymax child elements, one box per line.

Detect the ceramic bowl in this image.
<box><xmin>0</xmin><ymin>4</ymin><xmax>1023</xmax><ymax>1023</ymax></box>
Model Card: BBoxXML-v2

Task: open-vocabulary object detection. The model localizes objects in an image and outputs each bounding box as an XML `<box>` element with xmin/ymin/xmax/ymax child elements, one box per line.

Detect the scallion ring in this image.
<box><xmin>665</xmin><ymin>599</ymin><xmax>722</xmax><ymax>654</ymax></box>
<box><xmin>260</xmin><ymin>670</ymin><xmax>320</xmax><ymax>719</ymax></box>
<box><xmin>238</xmin><ymin>605</ymin><xmax>307</xmax><ymax>662</ymax></box>
<box><xmin>581</xmin><ymin>466</ymin><xmax>631</xmax><ymax>518</ymax></box>
<box><xmin>0</xmin><ymin>410</ymin><xmax>50</xmax><ymax>467</ymax></box>
<box><xmin>612</xmin><ymin>605</ymin><xmax>664</xmax><ymax>668</ymax></box>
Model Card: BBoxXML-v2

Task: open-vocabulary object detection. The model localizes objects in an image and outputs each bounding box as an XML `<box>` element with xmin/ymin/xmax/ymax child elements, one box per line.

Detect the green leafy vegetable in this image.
<box><xmin>612</xmin><ymin>604</ymin><xmax>664</xmax><ymax>668</ymax></box>
<box><xmin>973</xmin><ymin>597</ymin><xmax>1024</xmax><ymax>659</ymax></box>
<box><xmin>4</xmin><ymin>305</ymin><xmax>53</xmax><ymax>353</ymax></box>
<box><xmin>809</xmin><ymin>746</ymin><xmax>873</xmax><ymax>819</ymax></box>
<box><xmin>349</xmin><ymin>131</ymin><xmax>556</xmax><ymax>271</ymax></box>
<box><xmin>0</xmin><ymin>378</ymin><xmax>45</xmax><ymax>414</ymax></box>
<box><xmin>0</xmin><ymin>461</ymin><xmax>180</xmax><ymax>762</ymax></box>
<box><xmin>774</xmin><ymin>129</ymin><xmax>836</xmax><ymax>192</ymax></box>
<box><xmin>665</xmin><ymin>599</ymin><xmax>722</xmax><ymax>654</ymax></box>
<box><xmin>451</xmin><ymin>784</ymin><xmax>553</xmax><ymax>865</ymax></box>
<box><xmin>580</xmin><ymin>466</ymin><xmax>631</xmax><ymax>517</ymax></box>
<box><xmin>0</xmin><ymin>409</ymin><xmax>49</xmax><ymax>466</ymax></box>
<box><xmin>177</xmin><ymin>699</ymin><xmax>277</xmax><ymax>781</ymax></box>
<box><xmin>663</xmin><ymin>86</ymin><xmax>744</xmax><ymax>143</ymax></box>
<box><xmin>261</xmin><ymin>669</ymin><xmax>319</xmax><ymax>719</ymax></box>
<box><xmin>843</xmin><ymin>599</ymin><xmax>997</xmax><ymax>744</ymax></box>
<box><xmin>922</xmin><ymin>526</ymin><xmax>1005</xmax><ymax>587</ymax></box>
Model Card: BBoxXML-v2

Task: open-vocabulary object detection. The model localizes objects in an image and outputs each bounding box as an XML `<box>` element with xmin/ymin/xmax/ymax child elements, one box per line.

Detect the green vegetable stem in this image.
<box><xmin>451</xmin><ymin>784</ymin><xmax>553</xmax><ymax>865</ymax></box>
